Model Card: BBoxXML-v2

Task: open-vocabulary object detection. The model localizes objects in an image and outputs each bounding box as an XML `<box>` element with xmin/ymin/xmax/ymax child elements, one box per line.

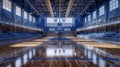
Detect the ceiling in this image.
<box><xmin>15</xmin><ymin>0</ymin><xmax>105</xmax><ymax>18</ymax></box>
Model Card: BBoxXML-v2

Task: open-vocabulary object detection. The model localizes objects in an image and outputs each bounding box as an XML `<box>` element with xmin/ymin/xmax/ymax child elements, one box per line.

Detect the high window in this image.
<box><xmin>33</xmin><ymin>17</ymin><xmax>35</xmax><ymax>23</ymax></box>
<box><xmin>84</xmin><ymin>17</ymin><xmax>87</xmax><ymax>23</ymax></box>
<box><xmin>88</xmin><ymin>15</ymin><xmax>91</xmax><ymax>22</ymax></box>
<box><xmin>92</xmin><ymin>11</ymin><xmax>96</xmax><ymax>19</ymax></box>
<box><xmin>46</xmin><ymin>17</ymin><xmax>74</xmax><ymax>27</ymax></box>
<box><xmin>3</xmin><ymin>0</ymin><xmax>11</xmax><ymax>12</ymax></box>
<box><xmin>24</xmin><ymin>11</ymin><xmax>27</xmax><ymax>19</ymax></box>
<box><xmin>16</xmin><ymin>6</ymin><xmax>21</xmax><ymax>16</ymax></box>
<box><xmin>29</xmin><ymin>15</ymin><xmax>32</xmax><ymax>21</ymax></box>
<box><xmin>99</xmin><ymin>6</ymin><xmax>105</xmax><ymax>16</ymax></box>
<box><xmin>109</xmin><ymin>0</ymin><xmax>118</xmax><ymax>11</ymax></box>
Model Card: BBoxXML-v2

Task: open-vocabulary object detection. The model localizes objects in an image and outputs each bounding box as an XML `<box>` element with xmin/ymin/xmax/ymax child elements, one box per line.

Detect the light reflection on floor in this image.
<box><xmin>29</xmin><ymin>50</ymin><xmax>32</xmax><ymax>59</ymax></box>
<box><xmin>3</xmin><ymin>38</ymin><xmax>120</xmax><ymax>67</ymax></box>
<box><xmin>46</xmin><ymin>45</ymin><xmax>74</xmax><ymax>57</ymax></box>
<box><xmin>7</xmin><ymin>64</ymin><xmax>11</xmax><ymax>67</ymax></box>
<box><xmin>88</xmin><ymin>50</ymin><xmax>91</xmax><ymax>58</ymax></box>
<box><xmin>6</xmin><ymin>48</ymin><xmax>35</xmax><ymax>67</ymax></box>
<box><xmin>92</xmin><ymin>53</ymin><xmax>97</xmax><ymax>65</ymax></box>
<box><xmin>23</xmin><ymin>54</ymin><xmax>28</xmax><ymax>64</ymax></box>
<box><xmin>99</xmin><ymin>58</ymin><xmax>105</xmax><ymax>67</ymax></box>
<box><xmin>15</xmin><ymin>58</ymin><xmax>21</xmax><ymax>67</ymax></box>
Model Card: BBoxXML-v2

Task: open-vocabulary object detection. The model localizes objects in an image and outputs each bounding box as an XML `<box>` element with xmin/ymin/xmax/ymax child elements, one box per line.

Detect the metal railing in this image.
<box><xmin>0</xmin><ymin>16</ymin><xmax>43</xmax><ymax>31</ymax></box>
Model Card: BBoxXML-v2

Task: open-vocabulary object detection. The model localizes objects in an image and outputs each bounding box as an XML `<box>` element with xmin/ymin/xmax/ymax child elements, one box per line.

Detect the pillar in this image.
<box><xmin>104</xmin><ymin>0</ymin><xmax>109</xmax><ymax>23</ymax></box>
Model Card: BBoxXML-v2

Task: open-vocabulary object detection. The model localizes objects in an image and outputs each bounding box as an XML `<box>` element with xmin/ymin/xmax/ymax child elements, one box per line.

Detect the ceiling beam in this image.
<box><xmin>39</xmin><ymin>10</ymin><xmax>81</xmax><ymax>11</ymax></box>
<box><xmin>27</xmin><ymin>1</ymin><xmax>40</xmax><ymax>14</ymax></box>
<box><xmin>65</xmin><ymin>0</ymin><xmax>74</xmax><ymax>17</ymax></box>
<box><xmin>81</xmin><ymin>0</ymin><xmax>95</xmax><ymax>13</ymax></box>
<box><xmin>75</xmin><ymin>0</ymin><xmax>95</xmax><ymax>19</ymax></box>
<box><xmin>79</xmin><ymin>0</ymin><xmax>95</xmax><ymax>15</ymax></box>
<box><xmin>45</xmin><ymin>0</ymin><xmax>54</xmax><ymax>17</ymax></box>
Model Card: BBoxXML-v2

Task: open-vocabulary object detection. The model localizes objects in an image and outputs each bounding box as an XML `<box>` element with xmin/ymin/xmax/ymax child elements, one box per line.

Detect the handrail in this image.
<box><xmin>77</xmin><ymin>20</ymin><xmax>120</xmax><ymax>32</ymax></box>
<box><xmin>77</xmin><ymin>15</ymin><xmax>120</xmax><ymax>32</ymax></box>
<box><xmin>0</xmin><ymin>17</ymin><xmax>43</xmax><ymax>32</ymax></box>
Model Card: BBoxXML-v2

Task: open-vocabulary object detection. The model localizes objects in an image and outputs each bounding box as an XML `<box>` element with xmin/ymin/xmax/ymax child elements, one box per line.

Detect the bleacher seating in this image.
<box><xmin>77</xmin><ymin>32</ymin><xmax>120</xmax><ymax>41</ymax></box>
<box><xmin>105</xmin><ymin>33</ymin><xmax>120</xmax><ymax>41</ymax></box>
<box><xmin>9</xmin><ymin>32</ymin><xmax>26</xmax><ymax>38</ymax></box>
<box><xmin>93</xmin><ymin>32</ymin><xmax>115</xmax><ymax>38</ymax></box>
<box><xmin>0</xmin><ymin>33</ymin><xmax>14</xmax><ymax>41</ymax></box>
<box><xmin>0</xmin><ymin>32</ymin><xmax>43</xmax><ymax>41</ymax></box>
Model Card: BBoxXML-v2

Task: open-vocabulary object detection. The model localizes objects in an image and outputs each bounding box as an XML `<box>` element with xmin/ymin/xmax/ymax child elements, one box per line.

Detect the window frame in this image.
<box><xmin>16</xmin><ymin>6</ymin><xmax>21</xmax><ymax>16</ymax></box>
<box><xmin>109</xmin><ymin>0</ymin><xmax>119</xmax><ymax>11</ymax></box>
<box><xmin>29</xmin><ymin>15</ymin><xmax>32</xmax><ymax>22</ymax></box>
<box><xmin>84</xmin><ymin>17</ymin><xmax>87</xmax><ymax>24</ymax></box>
<box><xmin>33</xmin><ymin>17</ymin><xmax>36</xmax><ymax>23</ymax></box>
<box><xmin>88</xmin><ymin>15</ymin><xmax>91</xmax><ymax>22</ymax></box>
<box><xmin>3</xmin><ymin>0</ymin><xmax>12</xmax><ymax>12</ymax></box>
<box><xmin>99</xmin><ymin>6</ymin><xmax>105</xmax><ymax>16</ymax></box>
<box><xmin>92</xmin><ymin>11</ymin><xmax>96</xmax><ymax>19</ymax></box>
<box><xmin>24</xmin><ymin>11</ymin><xmax>28</xmax><ymax>19</ymax></box>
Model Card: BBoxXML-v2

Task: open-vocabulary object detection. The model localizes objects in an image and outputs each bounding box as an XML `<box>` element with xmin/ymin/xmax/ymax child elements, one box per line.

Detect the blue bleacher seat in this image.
<box><xmin>77</xmin><ymin>32</ymin><xmax>120</xmax><ymax>41</ymax></box>
<box><xmin>0</xmin><ymin>32</ymin><xmax>43</xmax><ymax>41</ymax></box>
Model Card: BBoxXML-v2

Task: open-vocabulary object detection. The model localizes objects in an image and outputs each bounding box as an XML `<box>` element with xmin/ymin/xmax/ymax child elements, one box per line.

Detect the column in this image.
<box><xmin>12</xmin><ymin>0</ymin><xmax>16</xmax><ymax>32</ymax></box>
<box><xmin>21</xmin><ymin>1</ymin><xmax>24</xmax><ymax>33</ymax></box>
<box><xmin>0</xmin><ymin>0</ymin><xmax>2</xmax><ymax>20</ymax></box>
<box><xmin>96</xmin><ymin>0</ymin><xmax>99</xmax><ymax>25</ymax></box>
<box><xmin>0</xmin><ymin>0</ymin><xmax>2</xmax><ymax>32</ymax></box>
<box><xmin>104</xmin><ymin>0</ymin><xmax>109</xmax><ymax>23</ymax></box>
<box><xmin>118</xmin><ymin>0</ymin><xmax>120</xmax><ymax>14</ymax></box>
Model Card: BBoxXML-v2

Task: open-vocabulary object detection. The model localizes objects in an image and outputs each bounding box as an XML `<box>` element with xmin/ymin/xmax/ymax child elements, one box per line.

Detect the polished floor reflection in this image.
<box><xmin>46</xmin><ymin>45</ymin><xmax>74</xmax><ymax>57</ymax></box>
<box><xmin>1</xmin><ymin>37</ymin><xmax>120</xmax><ymax>67</ymax></box>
